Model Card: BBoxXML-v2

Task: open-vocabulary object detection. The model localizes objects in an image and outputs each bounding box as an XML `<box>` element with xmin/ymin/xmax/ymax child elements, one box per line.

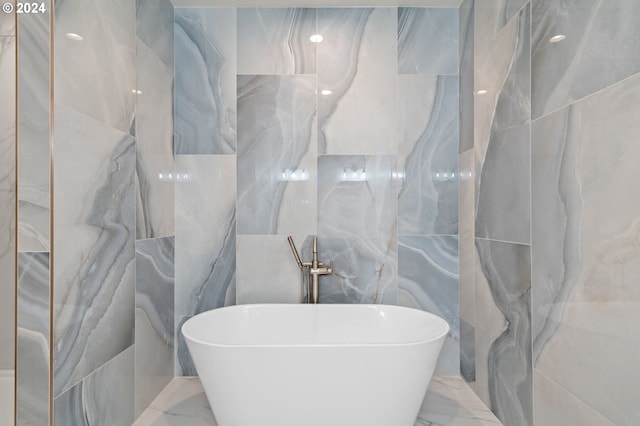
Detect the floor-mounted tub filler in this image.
<box><xmin>182</xmin><ymin>303</ymin><xmax>449</xmax><ymax>426</ymax></box>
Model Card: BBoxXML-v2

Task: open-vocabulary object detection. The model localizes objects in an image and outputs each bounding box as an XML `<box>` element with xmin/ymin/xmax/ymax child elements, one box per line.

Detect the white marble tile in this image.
<box><xmin>136</xmin><ymin>0</ymin><xmax>174</xmax><ymax>68</ymax></box>
<box><xmin>135</xmin><ymin>39</ymin><xmax>175</xmax><ymax>240</ymax></box>
<box><xmin>54</xmin><ymin>0</ymin><xmax>135</xmax><ymax>134</ymax></box>
<box><xmin>532</xmin><ymin>0</ymin><xmax>640</xmax><ymax>119</ymax></box>
<box><xmin>53</xmin><ymin>106</ymin><xmax>136</xmax><ymax>397</ymax></box>
<box><xmin>175</xmin><ymin>155</ymin><xmax>236</xmax><ymax>316</ymax></box>
<box><xmin>398</xmin><ymin>7</ymin><xmax>459</xmax><ymax>75</ymax></box>
<box><xmin>317</xmin><ymin>8</ymin><xmax>398</xmax><ymax>155</ymax></box>
<box><xmin>16</xmin><ymin>253</ymin><xmax>49</xmax><ymax>426</ymax></box>
<box><xmin>398</xmin><ymin>75</ymin><xmax>459</xmax><ymax>235</ymax></box>
<box><xmin>134</xmin><ymin>377</ymin><xmax>501</xmax><ymax>426</ymax></box>
<box><xmin>174</xmin><ymin>8</ymin><xmax>236</xmax><ymax>154</ymax></box>
<box><xmin>0</xmin><ymin>371</ymin><xmax>14</xmax><ymax>426</ymax></box>
<box><xmin>237</xmin><ymin>8</ymin><xmax>316</xmax><ymax>75</ymax></box>
<box><xmin>459</xmin><ymin>0</ymin><xmax>474</xmax><ymax>154</ymax></box>
<box><xmin>531</xmin><ymin>73</ymin><xmax>640</xmax><ymax>425</ymax></box>
<box><xmin>0</xmin><ymin>35</ymin><xmax>15</xmax><ymax>371</ymax></box>
<box><xmin>237</xmin><ymin>75</ymin><xmax>317</xmax><ymax>235</ymax></box>
<box><xmin>318</xmin><ymin>155</ymin><xmax>399</xmax><ymax>304</ymax></box>
<box><xmin>534</xmin><ymin>369</ymin><xmax>615</xmax><ymax>426</ymax></box>
<box><xmin>135</xmin><ymin>238</ymin><xmax>175</xmax><ymax>417</ymax></box>
<box><xmin>236</xmin><ymin>235</ymin><xmax>306</xmax><ymax>304</ymax></box>
<box><xmin>17</xmin><ymin>10</ymin><xmax>50</xmax><ymax>252</ymax></box>
<box><xmin>0</xmin><ymin>1</ymin><xmax>14</xmax><ymax>35</ymax></box>
<box><xmin>54</xmin><ymin>346</ymin><xmax>134</xmax><ymax>426</ymax></box>
<box><xmin>398</xmin><ymin>236</ymin><xmax>459</xmax><ymax>376</ymax></box>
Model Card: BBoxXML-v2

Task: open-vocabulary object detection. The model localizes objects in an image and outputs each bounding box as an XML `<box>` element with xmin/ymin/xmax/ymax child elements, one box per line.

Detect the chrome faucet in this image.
<box><xmin>287</xmin><ymin>235</ymin><xmax>333</xmax><ymax>304</ymax></box>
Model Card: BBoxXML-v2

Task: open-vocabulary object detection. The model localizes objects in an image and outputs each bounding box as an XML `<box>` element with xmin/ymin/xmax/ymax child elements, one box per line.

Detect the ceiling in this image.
<box><xmin>171</xmin><ymin>0</ymin><xmax>463</xmax><ymax>7</ymax></box>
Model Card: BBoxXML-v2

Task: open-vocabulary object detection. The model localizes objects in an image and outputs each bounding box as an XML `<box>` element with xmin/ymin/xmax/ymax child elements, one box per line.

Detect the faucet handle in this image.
<box><xmin>287</xmin><ymin>236</ymin><xmax>303</xmax><ymax>269</ymax></box>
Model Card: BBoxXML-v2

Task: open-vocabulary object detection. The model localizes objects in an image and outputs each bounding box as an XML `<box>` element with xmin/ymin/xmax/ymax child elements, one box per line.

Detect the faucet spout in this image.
<box><xmin>286</xmin><ymin>235</ymin><xmax>333</xmax><ymax>304</ymax></box>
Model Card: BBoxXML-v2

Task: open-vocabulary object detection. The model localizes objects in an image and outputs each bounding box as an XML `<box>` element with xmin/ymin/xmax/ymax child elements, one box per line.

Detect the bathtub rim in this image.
<box><xmin>182</xmin><ymin>303</ymin><xmax>450</xmax><ymax>349</ymax></box>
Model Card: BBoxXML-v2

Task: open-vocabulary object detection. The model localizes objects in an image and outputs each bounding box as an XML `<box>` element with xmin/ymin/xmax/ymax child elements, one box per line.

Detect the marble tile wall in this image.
<box><xmin>464</xmin><ymin>1</ymin><xmax>532</xmax><ymax>425</ymax></box>
<box><xmin>52</xmin><ymin>0</ymin><xmax>138</xmax><ymax>423</ymax></box>
<box><xmin>175</xmin><ymin>6</ymin><xmax>460</xmax><ymax>376</ymax></box>
<box><xmin>461</xmin><ymin>0</ymin><xmax>640</xmax><ymax>425</ymax></box>
<box><xmin>0</xmin><ymin>28</ymin><xmax>15</xmax><ymax>373</ymax></box>
<box><xmin>15</xmin><ymin>5</ymin><xmax>51</xmax><ymax>425</ymax></box>
<box><xmin>134</xmin><ymin>0</ymin><xmax>176</xmax><ymax>417</ymax></box>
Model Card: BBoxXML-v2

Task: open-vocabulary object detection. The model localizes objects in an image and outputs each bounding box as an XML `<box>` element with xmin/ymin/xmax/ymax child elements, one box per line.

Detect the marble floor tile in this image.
<box><xmin>134</xmin><ymin>377</ymin><xmax>502</xmax><ymax>426</ymax></box>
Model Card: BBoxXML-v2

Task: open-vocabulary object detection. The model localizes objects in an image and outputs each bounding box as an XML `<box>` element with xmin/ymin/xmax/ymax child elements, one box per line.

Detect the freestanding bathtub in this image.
<box><xmin>182</xmin><ymin>304</ymin><xmax>449</xmax><ymax>426</ymax></box>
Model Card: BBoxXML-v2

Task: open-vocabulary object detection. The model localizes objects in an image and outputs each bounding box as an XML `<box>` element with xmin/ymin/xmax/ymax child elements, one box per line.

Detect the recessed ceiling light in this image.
<box><xmin>309</xmin><ymin>34</ymin><xmax>323</xmax><ymax>43</ymax></box>
<box><xmin>476</xmin><ymin>89</ymin><xmax>488</xmax><ymax>95</ymax></box>
<box><xmin>549</xmin><ymin>34</ymin><xmax>566</xmax><ymax>43</ymax></box>
<box><xmin>65</xmin><ymin>33</ymin><xmax>84</xmax><ymax>42</ymax></box>
<box><xmin>321</xmin><ymin>89</ymin><xmax>332</xmax><ymax>96</ymax></box>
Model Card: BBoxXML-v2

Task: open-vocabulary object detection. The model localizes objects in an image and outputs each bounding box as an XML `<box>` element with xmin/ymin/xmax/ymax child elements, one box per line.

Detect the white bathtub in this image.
<box><xmin>182</xmin><ymin>304</ymin><xmax>449</xmax><ymax>426</ymax></box>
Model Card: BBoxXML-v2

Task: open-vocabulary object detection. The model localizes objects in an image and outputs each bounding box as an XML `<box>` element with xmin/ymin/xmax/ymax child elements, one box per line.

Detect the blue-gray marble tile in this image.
<box><xmin>0</xmin><ymin>34</ymin><xmax>15</xmax><ymax>371</ymax></box>
<box><xmin>16</xmin><ymin>253</ymin><xmax>49</xmax><ymax>426</ymax></box>
<box><xmin>135</xmin><ymin>39</ymin><xmax>175</xmax><ymax>240</ymax></box>
<box><xmin>475</xmin><ymin>3</ymin><xmax>530</xmax><ymax>158</ymax></box>
<box><xmin>532</xmin><ymin>0</ymin><xmax>640</xmax><ymax>119</ymax></box>
<box><xmin>459</xmin><ymin>0</ymin><xmax>474</xmax><ymax>154</ymax></box>
<box><xmin>174</xmin><ymin>8</ymin><xmax>236</xmax><ymax>155</ymax></box>
<box><xmin>175</xmin><ymin>155</ymin><xmax>236</xmax><ymax>317</ymax></box>
<box><xmin>54</xmin><ymin>0</ymin><xmax>135</xmax><ymax>134</ymax></box>
<box><xmin>398</xmin><ymin>235</ymin><xmax>459</xmax><ymax>375</ymax></box>
<box><xmin>460</xmin><ymin>318</ymin><xmax>476</xmax><ymax>383</ymax></box>
<box><xmin>318</xmin><ymin>155</ymin><xmax>398</xmax><ymax>304</ymax></box>
<box><xmin>135</xmin><ymin>237</ymin><xmax>175</xmax><ymax>417</ymax></box>
<box><xmin>475</xmin><ymin>238</ymin><xmax>532</xmax><ymax>426</ymax></box>
<box><xmin>317</xmin><ymin>8</ymin><xmax>397</xmax><ymax>155</ymax></box>
<box><xmin>237</xmin><ymin>75</ymin><xmax>316</xmax><ymax>235</ymax></box>
<box><xmin>53</xmin><ymin>105</ymin><xmax>136</xmax><ymax>397</ymax></box>
<box><xmin>531</xmin><ymin>73</ymin><xmax>640</xmax><ymax>425</ymax></box>
<box><xmin>175</xmin><ymin>316</ymin><xmax>197</xmax><ymax>377</ymax></box>
<box><xmin>17</xmin><ymin>9</ymin><xmax>50</xmax><ymax>252</ymax></box>
<box><xmin>398</xmin><ymin>7</ymin><xmax>459</xmax><ymax>75</ymax></box>
<box><xmin>398</xmin><ymin>75</ymin><xmax>459</xmax><ymax>235</ymax></box>
<box><xmin>136</xmin><ymin>0</ymin><xmax>173</xmax><ymax>68</ymax></box>
<box><xmin>54</xmin><ymin>346</ymin><xmax>134</xmax><ymax>426</ymax></box>
<box><xmin>237</xmin><ymin>8</ymin><xmax>316</xmax><ymax>75</ymax></box>
<box><xmin>475</xmin><ymin>124</ymin><xmax>530</xmax><ymax>244</ymax></box>
<box><xmin>236</xmin><ymin>235</ymin><xmax>308</xmax><ymax>304</ymax></box>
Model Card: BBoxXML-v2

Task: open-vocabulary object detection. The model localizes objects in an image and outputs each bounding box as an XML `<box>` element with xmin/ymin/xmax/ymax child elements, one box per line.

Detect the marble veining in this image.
<box><xmin>16</xmin><ymin>253</ymin><xmax>49</xmax><ymax>426</ymax></box>
<box><xmin>531</xmin><ymin>0</ymin><xmax>640</xmax><ymax>119</ymax></box>
<box><xmin>175</xmin><ymin>316</ymin><xmax>197</xmax><ymax>377</ymax></box>
<box><xmin>237</xmin><ymin>8</ymin><xmax>316</xmax><ymax>75</ymax></box>
<box><xmin>237</xmin><ymin>75</ymin><xmax>316</xmax><ymax>235</ymax></box>
<box><xmin>174</xmin><ymin>8</ymin><xmax>236</xmax><ymax>154</ymax></box>
<box><xmin>133</xmin><ymin>377</ymin><xmax>503</xmax><ymax>426</ymax></box>
<box><xmin>136</xmin><ymin>0</ymin><xmax>174</xmax><ymax>68</ymax></box>
<box><xmin>317</xmin><ymin>8</ymin><xmax>398</xmax><ymax>155</ymax></box>
<box><xmin>475</xmin><ymin>5</ymin><xmax>530</xmax><ymax>245</ymax></box>
<box><xmin>398</xmin><ymin>235</ymin><xmax>459</xmax><ymax>375</ymax></box>
<box><xmin>532</xmin><ymin>73</ymin><xmax>640</xmax><ymax>425</ymax></box>
<box><xmin>175</xmin><ymin>155</ymin><xmax>236</xmax><ymax>318</ymax></box>
<box><xmin>135</xmin><ymin>39</ymin><xmax>175</xmax><ymax>240</ymax></box>
<box><xmin>53</xmin><ymin>106</ymin><xmax>136</xmax><ymax>397</ymax></box>
<box><xmin>398</xmin><ymin>7</ymin><xmax>459</xmax><ymax>75</ymax></box>
<box><xmin>0</xmin><ymin>3</ymin><xmax>14</xmax><ymax>36</ymax></box>
<box><xmin>135</xmin><ymin>237</ymin><xmax>175</xmax><ymax>417</ymax></box>
<box><xmin>17</xmin><ymin>10</ymin><xmax>50</xmax><ymax>252</ymax></box>
<box><xmin>475</xmin><ymin>239</ymin><xmax>532</xmax><ymax>426</ymax></box>
<box><xmin>318</xmin><ymin>155</ymin><xmax>398</xmax><ymax>304</ymax></box>
<box><xmin>54</xmin><ymin>346</ymin><xmax>134</xmax><ymax>426</ymax></box>
<box><xmin>0</xmin><ymin>34</ymin><xmax>15</xmax><ymax>371</ymax></box>
<box><xmin>399</xmin><ymin>75</ymin><xmax>459</xmax><ymax>235</ymax></box>
<box><xmin>54</xmin><ymin>0</ymin><xmax>135</xmax><ymax>134</ymax></box>
<box><xmin>459</xmin><ymin>0</ymin><xmax>474</xmax><ymax>154</ymax></box>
